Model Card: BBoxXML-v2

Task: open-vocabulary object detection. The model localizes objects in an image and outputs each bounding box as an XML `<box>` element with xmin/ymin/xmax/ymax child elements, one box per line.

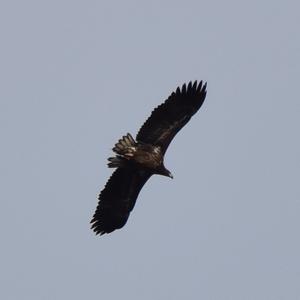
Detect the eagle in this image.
<box><xmin>91</xmin><ymin>80</ymin><xmax>207</xmax><ymax>235</ymax></box>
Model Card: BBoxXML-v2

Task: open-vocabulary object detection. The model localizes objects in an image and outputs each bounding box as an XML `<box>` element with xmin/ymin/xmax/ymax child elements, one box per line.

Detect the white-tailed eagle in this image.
<box><xmin>91</xmin><ymin>81</ymin><xmax>207</xmax><ymax>235</ymax></box>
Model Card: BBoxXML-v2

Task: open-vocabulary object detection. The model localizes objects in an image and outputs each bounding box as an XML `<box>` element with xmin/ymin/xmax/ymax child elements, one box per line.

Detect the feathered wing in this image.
<box><xmin>90</xmin><ymin>167</ymin><xmax>152</xmax><ymax>235</ymax></box>
<box><xmin>136</xmin><ymin>81</ymin><xmax>207</xmax><ymax>154</ymax></box>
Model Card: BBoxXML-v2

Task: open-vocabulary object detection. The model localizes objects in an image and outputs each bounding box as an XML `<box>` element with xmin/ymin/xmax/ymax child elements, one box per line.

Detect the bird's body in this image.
<box><xmin>91</xmin><ymin>80</ymin><xmax>207</xmax><ymax>235</ymax></box>
<box><xmin>108</xmin><ymin>134</ymin><xmax>168</xmax><ymax>176</ymax></box>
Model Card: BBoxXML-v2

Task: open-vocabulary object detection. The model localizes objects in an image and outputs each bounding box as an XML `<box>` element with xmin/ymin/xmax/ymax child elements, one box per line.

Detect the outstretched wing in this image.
<box><xmin>90</xmin><ymin>167</ymin><xmax>152</xmax><ymax>235</ymax></box>
<box><xmin>136</xmin><ymin>81</ymin><xmax>207</xmax><ymax>154</ymax></box>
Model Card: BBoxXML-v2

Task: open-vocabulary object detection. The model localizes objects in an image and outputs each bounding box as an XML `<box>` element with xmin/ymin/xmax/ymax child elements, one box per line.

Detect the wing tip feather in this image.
<box><xmin>178</xmin><ymin>80</ymin><xmax>207</xmax><ymax>94</ymax></box>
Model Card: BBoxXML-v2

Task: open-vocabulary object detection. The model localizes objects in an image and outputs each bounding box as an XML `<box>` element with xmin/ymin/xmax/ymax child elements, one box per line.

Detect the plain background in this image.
<box><xmin>1</xmin><ymin>1</ymin><xmax>299</xmax><ymax>299</ymax></box>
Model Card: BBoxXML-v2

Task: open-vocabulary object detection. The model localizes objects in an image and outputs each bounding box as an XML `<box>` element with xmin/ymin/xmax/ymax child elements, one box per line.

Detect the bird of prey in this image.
<box><xmin>91</xmin><ymin>80</ymin><xmax>207</xmax><ymax>235</ymax></box>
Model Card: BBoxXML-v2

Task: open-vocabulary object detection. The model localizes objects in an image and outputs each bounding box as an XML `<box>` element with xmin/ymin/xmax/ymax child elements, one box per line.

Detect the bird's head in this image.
<box><xmin>157</xmin><ymin>165</ymin><xmax>173</xmax><ymax>179</ymax></box>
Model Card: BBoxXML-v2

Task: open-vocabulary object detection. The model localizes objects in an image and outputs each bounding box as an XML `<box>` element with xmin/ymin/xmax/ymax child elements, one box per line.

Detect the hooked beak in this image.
<box><xmin>167</xmin><ymin>171</ymin><xmax>173</xmax><ymax>179</ymax></box>
<box><xmin>159</xmin><ymin>165</ymin><xmax>173</xmax><ymax>179</ymax></box>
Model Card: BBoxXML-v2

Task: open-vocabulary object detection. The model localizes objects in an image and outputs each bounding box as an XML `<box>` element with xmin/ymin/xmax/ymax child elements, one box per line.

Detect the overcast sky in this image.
<box><xmin>1</xmin><ymin>1</ymin><xmax>299</xmax><ymax>299</ymax></box>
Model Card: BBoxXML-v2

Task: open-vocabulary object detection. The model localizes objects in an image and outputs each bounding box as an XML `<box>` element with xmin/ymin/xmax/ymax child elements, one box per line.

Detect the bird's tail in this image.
<box><xmin>112</xmin><ymin>133</ymin><xmax>136</xmax><ymax>157</ymax></box>
<box><xmin>107</xmin><ymin>155</ymin><xmax>127</xmax><ymax>168</ymax></box>
<box><xmin>107</xmin><ymin>133</ymin><xmax>137</xmax><ymax>168</ymax></box>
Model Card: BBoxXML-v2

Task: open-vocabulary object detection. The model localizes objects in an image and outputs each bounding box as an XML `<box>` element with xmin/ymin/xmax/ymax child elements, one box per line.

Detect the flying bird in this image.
<box><xmin>91</xmin><ymin>80</ymin><xmax>207</xmax><ymax>235</ymax></box>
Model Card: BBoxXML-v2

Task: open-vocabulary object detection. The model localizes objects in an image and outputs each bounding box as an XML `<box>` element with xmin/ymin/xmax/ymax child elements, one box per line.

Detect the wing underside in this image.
<box><xmin>91</xmin><ymin>167</ymin><xmax>152</xmax><ymax>235</ymax></box>
<box><xmin>136</xmin><ymin>81</ymin><xmax>207</xmax><ymax>154</ymax></box>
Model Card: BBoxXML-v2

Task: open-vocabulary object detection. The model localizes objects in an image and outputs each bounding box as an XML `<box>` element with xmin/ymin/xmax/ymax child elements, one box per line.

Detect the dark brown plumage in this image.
<box><xmin>91</xmin><ymin>80</ymin><xmax>207</xmax><ymax>235</ymax></box>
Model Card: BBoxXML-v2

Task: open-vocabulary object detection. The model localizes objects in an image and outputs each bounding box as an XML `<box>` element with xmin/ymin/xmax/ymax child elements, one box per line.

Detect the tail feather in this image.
<box><xmin>107</xmin><ymin>156</ymin><xmax>127</xmax><ymax>168</ymax></box>
<box><xmin>112</xmin><ymin>133</ymin><xmax>136</xmax><ymax>156</ymax></box>
<box><xmin>108</xmin><ymin>133</ymin><xmax>136</xmax><ymax>168</ymax></box>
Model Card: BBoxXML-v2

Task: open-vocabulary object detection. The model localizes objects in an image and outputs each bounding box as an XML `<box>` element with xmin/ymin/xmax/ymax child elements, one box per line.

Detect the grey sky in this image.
<box><xmin>1</xmin><ymin>1</ymin><xmax>299</xmax><ymax>299</ymax></box>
